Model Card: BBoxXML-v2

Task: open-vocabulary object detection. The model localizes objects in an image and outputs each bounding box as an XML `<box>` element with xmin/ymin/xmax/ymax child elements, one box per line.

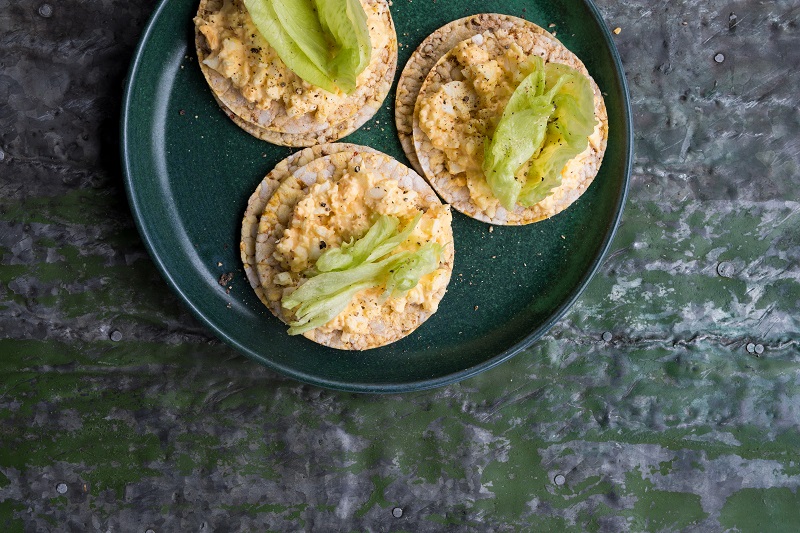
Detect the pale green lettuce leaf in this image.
<box><xmin>271</xmin><ymin>0</ymin><xmax>331</xmax><ymax>72</ymax></box>
<box><xmin>283</xmin><ymin>254</ymin><xmax>402</xmax><ymax>311</ymax></box>
<box><xmin>283</xmin><ymin>252</ymin><xmax>410</xmax><ymax>335</ymax></box>
<box><xmin>244</xmin><ymin>0</ymin><xmax>371</xmax><ymax>94</ymax></box>
<box><xmin>283</xmin><ymin>230</ymin><xmax>443</xmax><ymax>334</ymax></box>
<box><xmin>287</xmin><ymin>281</ymin><xmax>373</xmax><ymax>335</ymax></box>
<box><xmin>482</xmin><ymin>57</ymin><xmax>550</xmax><ymax>210</ymax></box>
<box><xmin>381</xmin><ymin>242</ymin><xmax>443</xmax><ymax>300</ymax></box>
<box><xmin>313</xmin><ymin>0</ymin><xmax>371</xmax><ymax>93</ymax></box>
<box><xmin>363</xmin><ymin>212</ymin><xmax>421</xmax><ymax>263</ymax></box>
<box><xmin>518</xmin><ymin>63</ymin><xmax>597</xmax><ymax>206</ymax></box>
<box><xmin>243</xmin><ymin>0</ymin><xmax>337</xmax><ymax>92</ymax></box>
<box><xmin>315</xmin><ymin>215</ymin><xmax>400</xmax><ymax>273</ymax></box>
<box><xmin>482</xmin><ymin>56</ymin><xmax>597</xmax><ymax>210</ymax></box>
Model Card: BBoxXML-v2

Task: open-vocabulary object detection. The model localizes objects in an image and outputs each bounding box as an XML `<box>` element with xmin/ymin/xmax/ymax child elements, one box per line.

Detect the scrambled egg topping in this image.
<box><xmin>195</xmin><ymin>0</ymin><xmax>389</xmax><ymax>121</ymax></box>
<box><xmin>418</xmin><ymin>32</ymin><xmax>564</xmax><ymax>217</ymax></box>
<box><xmin>273</xmin><ymin>169</ymin><xmax>451</xmax><ymax>342</ymax></box>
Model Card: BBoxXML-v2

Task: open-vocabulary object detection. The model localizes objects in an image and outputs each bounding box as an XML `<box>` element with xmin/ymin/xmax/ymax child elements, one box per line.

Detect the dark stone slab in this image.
<box><xmin>1</xmin><ymin>0</ymin><xmax>799</xmax><ymax>531</ymax></box>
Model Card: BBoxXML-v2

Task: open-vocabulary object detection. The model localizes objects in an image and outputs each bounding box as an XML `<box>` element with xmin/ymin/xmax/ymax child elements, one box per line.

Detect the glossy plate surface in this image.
<box><xmin>121</xmin><ymin>0</ymin><xmax>632</xmax><ymax>392</ymax></box>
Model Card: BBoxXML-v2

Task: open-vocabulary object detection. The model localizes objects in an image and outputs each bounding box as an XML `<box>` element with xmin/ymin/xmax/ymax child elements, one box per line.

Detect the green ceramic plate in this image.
<box><xmin>121</xmin><ymin>0</ymin><xmax>631</xmax><ymax>393</ymax></box>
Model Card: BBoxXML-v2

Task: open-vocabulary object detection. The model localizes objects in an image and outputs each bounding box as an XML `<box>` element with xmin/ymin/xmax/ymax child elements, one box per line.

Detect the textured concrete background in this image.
<box><xmin>1</xmin><ymin>0</ymin><xmax>800</xmax><ymax>531</ymax></box>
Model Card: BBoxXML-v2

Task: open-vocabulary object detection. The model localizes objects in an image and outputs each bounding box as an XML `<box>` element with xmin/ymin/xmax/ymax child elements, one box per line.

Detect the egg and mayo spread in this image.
<box><xmin>273</xmin><ymin>167</ymin><xmax>452</xmax><ymax>343</ymax></box>
<box><xmin>194</xmin><ymin>0</ymin><xmax>391</xmax><ymax>123</ymax></box>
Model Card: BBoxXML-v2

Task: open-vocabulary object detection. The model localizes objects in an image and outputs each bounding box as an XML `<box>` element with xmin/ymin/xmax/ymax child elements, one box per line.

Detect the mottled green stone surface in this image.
<box><xmin>1</xmin><ymin>0</ymin><xmax>799</xmax><ymax>531</ymax></box>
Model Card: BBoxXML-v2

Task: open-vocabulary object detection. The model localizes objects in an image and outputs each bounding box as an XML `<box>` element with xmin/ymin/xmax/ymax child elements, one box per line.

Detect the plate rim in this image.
<box><xmin>120</xmin><ymin>0</ymin><xmax>633</xmax><ymax>394</ymax></box>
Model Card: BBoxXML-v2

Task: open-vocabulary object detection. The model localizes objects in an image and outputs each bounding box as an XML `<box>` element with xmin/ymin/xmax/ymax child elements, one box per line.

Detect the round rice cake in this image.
<box><xmin>255</xmin><ymin>150</ymin><xmax>454</xmax><ymax>350</ymax></box>
<box><xmin>241</xmin><ymin>143</ymin><xmax>380</xmax><ymax>306</ymax></box>
<box><xmin>194</xmin><ymin>0</ymin><xmax>397</xmax><ymax>147</ymax></box>
<box><xmin>395</xmin><ymin>14</ymin><xmax>553</xmax><ymax>175</ymax></box>
<box><xmin>411</xmin><ymin>17</ymin><xmax>609</xmax><ymax>225</ymax></box>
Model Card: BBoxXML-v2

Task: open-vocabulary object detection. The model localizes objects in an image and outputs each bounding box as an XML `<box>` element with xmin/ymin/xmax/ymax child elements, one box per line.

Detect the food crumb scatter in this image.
<box><xmin>474</xmin><ymin>306</ymin><xmax>479</xmax><ymax>311</ymax></box>
<box><xmin>217</xmin><ymin>262</ymin><xmax>223</xmax><ymax>267</ymax></box>
<box><xmin>613</xmin><ymin>27</ymin><xmax>621</xmax><ymax>34</ymax></box>
<box><xmin>218</xmin><ymin>272</ymin><xmax>234</xmax><ymax>286</ymax></box>
<box><xmin>488</xmin><ymin>226</ymin><xmax>494</xmax><ymax>233</ymax></box>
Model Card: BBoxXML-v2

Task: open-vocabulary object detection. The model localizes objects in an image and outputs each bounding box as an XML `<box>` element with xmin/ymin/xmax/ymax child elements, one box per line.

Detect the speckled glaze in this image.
<box><xmin>120</xmin><ymin>0</ymin><xmax>631</xmax><ymax>392</ymax></box>
<box><xmin>1</xmin><ymin>0</ymin><xmax>800</xmax><ymax>531</ymax></box>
